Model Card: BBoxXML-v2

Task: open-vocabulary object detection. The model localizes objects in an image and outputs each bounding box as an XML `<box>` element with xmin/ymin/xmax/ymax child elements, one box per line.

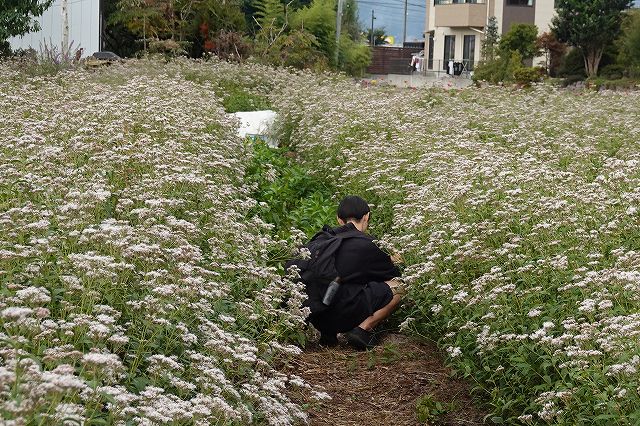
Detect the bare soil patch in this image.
<box><xmin>284</xmin><ymin>333</ymin><xmax>488</xmax><ymax>425</ymax></box>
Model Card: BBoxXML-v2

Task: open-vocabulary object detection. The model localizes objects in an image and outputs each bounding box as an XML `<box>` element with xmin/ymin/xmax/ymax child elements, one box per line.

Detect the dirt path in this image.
<box><xmin>284</xmin><ymin>333</ymin><xmax>487</xmax><ymax>425</ymax></box>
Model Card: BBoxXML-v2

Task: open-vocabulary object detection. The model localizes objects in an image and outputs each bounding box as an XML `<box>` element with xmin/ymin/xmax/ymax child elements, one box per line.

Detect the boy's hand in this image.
<box><xmin>390</xmin><ymin>252</ymin><xmax>403</xmax><ymax>264</ymax></box>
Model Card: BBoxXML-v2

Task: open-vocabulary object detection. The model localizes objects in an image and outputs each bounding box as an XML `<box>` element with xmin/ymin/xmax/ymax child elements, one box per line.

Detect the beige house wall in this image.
<box><xmin>427</xmin><ymin>0</ymin><xmax>436</xmax><ymax>32</ymax></box>
<box><xmin>493</xmin><ymin>0</ymin><xmax>504</xmax><ymax>34</ymax></box>
<box><xmin>533</xmin><ymin>0</ymin><xmax>557</xmax><ymax>67</ymax></box>
<box><xmin>534</xmin><ymin>0</ymin><xmax>556</xmax><ymax>33</ymax></box>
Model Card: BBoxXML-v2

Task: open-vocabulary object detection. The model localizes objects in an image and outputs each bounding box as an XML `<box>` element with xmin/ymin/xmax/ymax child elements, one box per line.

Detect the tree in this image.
<box><xmin>0</xmin><ymin>0</ymin><xmax>53</xmax><ymax>42</ymax></box>
<box><xmin>291</xmin><ymin>0</ymin><xmax>336</xmax><ymax>64</ymax></box>
<box><xmin>536</xmin><ymin>31</ymin><xmax>566</xmax><ymax>76</ymax></box>
<box><xmin>481</xmin><ymin>16</ymin><xmax>499</xmax><ymax>62</ymax></box>
<box><xmin>499</xmin><ymin>23</ymin><xmax>539</xmax><ymax>60</ymax></box>
<box><xmin>111</xmin><ymin>0</ymin><xmax>167</xmax><ymax>52</ymax></box>
<box><xmin>552</xmin><ymin>0</ymin><xmax>632</xmax><ymax>77</ymax></box>
<box><xmin>341</xmin><ymin>0</ymin><xmax>360</xmax><ymax>40</ymax></box>
<box><xmin>185</xmin><ymin>0</ymin><xmax>246</xmax><ymax>57</ymax></box>
<box><xmin>617</xmin><ymin>9</ymin><xmax>640</xmax><ymax>75</ymax></box>
<box><xmin>364</xmin><ymin>27</ymin><xmax>387</xmax><ymax>46</ymax></box>
<box><xmin>254</xmin><ymin>0</ymin><xmax>286</xmax><ymax>29</ymax></box>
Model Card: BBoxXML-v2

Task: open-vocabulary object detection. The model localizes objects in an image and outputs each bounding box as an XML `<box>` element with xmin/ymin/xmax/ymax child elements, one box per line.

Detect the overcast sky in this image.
<box><xmin>355</xmin><ymin>0</ymin><xmax>426</xmax><ymax>44</ymax></box>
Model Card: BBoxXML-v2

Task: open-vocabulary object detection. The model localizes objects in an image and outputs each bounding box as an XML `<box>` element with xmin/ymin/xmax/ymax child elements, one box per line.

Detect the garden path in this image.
<box><xmin>283</xmin><ymin>333</ymin><xmax>487</xmax><ymax>425</ymax></box>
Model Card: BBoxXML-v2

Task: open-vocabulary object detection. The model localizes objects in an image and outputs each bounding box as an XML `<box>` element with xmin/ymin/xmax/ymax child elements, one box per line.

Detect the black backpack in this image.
<box><xmin>286</xmin><ymin>225</ymin><xmax>367</xmax><ymax>315</ymax></box>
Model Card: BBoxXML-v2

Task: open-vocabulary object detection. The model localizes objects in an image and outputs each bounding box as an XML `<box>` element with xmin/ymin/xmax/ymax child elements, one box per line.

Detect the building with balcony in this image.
<box><xmin>424</xmin><ymin>0</ymin><xmax>556</xmax><ymax>73</ymax></box>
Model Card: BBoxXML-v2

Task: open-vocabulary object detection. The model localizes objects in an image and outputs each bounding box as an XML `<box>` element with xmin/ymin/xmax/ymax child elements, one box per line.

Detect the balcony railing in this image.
<box><xmin>435</xmin><ymin>0</ymin><xmax>486</xmax><ymax>5</ymax></box>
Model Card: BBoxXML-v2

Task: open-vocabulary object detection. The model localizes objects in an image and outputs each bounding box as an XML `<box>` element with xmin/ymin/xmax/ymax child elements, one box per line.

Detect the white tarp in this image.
<box><xmin>231</xmin><ymin>110</ymin><xmax>278</xmax><ymax>147</ymax></box>
<box><xmin>9</xmin><ymin>0</ymin><xmax>100</xmax><ymax>57</ymax></box>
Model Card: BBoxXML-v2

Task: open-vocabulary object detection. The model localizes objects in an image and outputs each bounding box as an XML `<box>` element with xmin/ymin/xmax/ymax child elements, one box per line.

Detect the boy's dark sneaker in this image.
<box><xmin>345</xmin><ymin>326</ymin><xmax>379</xmax><ymax>350</ymax></box>
<box><xmin>318</xmin><ymin>332</ymin><xmax>338</xmax><ymax>347</ymax></box>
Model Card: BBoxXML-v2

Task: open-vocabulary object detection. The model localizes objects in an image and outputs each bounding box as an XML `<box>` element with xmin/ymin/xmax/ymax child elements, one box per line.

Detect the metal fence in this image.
<box><xmin>434</xmin><ymin>0</ymin><xmax>487</xmax><ymax>4</ymax></box>
<box><xmin>415</xmin><ymin>59</ymin><xmax>480</xmax><ymax>79</ymax></box>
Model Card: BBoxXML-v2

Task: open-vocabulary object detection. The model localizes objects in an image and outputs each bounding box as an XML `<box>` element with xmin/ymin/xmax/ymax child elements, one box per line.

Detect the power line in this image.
<box><xmin>356</xmin><ymin>0</ymin><xmax>426</xmax><ymax>9</ymax></box>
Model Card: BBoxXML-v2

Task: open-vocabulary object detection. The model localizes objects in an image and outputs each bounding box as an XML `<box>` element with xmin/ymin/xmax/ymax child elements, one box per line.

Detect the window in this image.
<box><xmin>444</xmin><ymin>35</ymin><xmax>455</xmax><ymax>70</ymax></box>
<box><xmin>506</xmin><ymin>0</ymin><xmax>533</xmax><ymax>5</ymax></box>
<box><xmin>463</xmin><ymin>35</ymin><xmax>475</xmax><ymax>70</ymax></box>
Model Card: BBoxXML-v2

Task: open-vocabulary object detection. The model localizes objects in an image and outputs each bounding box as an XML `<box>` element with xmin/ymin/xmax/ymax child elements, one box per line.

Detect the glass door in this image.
<box><xmin>444</xmin><ymin>35</ymin><xmax>455</xmax><ymax>70</ymax></box>
<box><xmin>463</xmin><ymin>35</ymin><xmax>475</xmax><ymax>70</ymax></box>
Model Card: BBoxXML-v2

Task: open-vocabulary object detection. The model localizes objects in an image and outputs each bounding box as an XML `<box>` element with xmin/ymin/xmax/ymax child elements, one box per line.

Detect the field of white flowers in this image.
<box><xmin>271</xmin><ymin>76</ymin><xmax>640</xmax><ymax>424</ymax></box>
<box><xmin>0</xmin><ymin>61</ymin><xmax>324</xmax><ymax>425</ymax></box>
<box><xmin>2</xmin><ymin>59</ymin><xmax>640</xmax><ymax>425</ymax></box>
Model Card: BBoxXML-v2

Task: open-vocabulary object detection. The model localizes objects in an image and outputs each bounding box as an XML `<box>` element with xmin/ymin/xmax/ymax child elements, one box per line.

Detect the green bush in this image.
<box><xmin>587</xmin><ymin>77</ymin><xmax>640</xmax><ymax>90</ymax></box>
<box><xmin>339</xmin><ymin>35</ymin><xmax>371</xmax><ymax>77</ymax></box>
<box><xmin>499</xmin><ymin>23</ymin><xmax>539</xmax><ymax>60</ymax></box>
<box><xmin>246</xmin><ymin>140</ymin><xmax>336</xmax><ymax>244</ymax></box>
<box><xmin>255</xmin><ymin>29</ymin><xmax>328</xmax><ymax>71</ymax></box>
<box><xmin>599</xmin><ymin>63</ymin><xmax>626</xmax><ymax>80</ymax></box>
<box><xmin>290</xmin><ymin>0</ymin><xmax>337</xmax><ymax>64</ymax></box>
<box><xmin>473</xmin><ymin>51</ymin><xmax>523</xmax><ymax>85</ymax></box>
<box><xmin>514</xmin><ymin>67</ymin><xmax>542</xmax><ymax>86</ymax></box>
<box><xmin>222</xmin><ymin>88</ymin><xmax>270</xmax><ymax>112</ymax></box>
<box><xmin>415</xmin><ymin>395</ymin><xmax>454</xmax><ymax>424</ymax></box>
<box><xmin>617</xmin><ymin>9</ymin><xmax>640</xmax><ymax>72</ymax></box>
<box><xmin>0</xmin><ymin>40</ymin><xmax>11</xmax><ymax>57</ymax></box>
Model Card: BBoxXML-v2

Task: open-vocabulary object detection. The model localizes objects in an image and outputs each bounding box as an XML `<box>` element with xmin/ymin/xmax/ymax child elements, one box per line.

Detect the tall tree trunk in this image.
<box><xmin>583</xmin><ymin>47</ymin><xmax>604</xmax><ymax>78</ymax></box>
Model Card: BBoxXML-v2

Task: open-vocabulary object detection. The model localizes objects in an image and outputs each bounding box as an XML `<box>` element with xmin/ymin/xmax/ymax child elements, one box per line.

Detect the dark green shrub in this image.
<box><xmin>599</xmin><ymin>63</ymin><xmax>625</xmax><ymax>79</ymax></box>
<box><xmin>0</xmin><ymin>40</ymin><xmax>12</xmax><ymax>57</ymax></box>
<box><xmin>533</xmin><ymin>66</ymin><xmax>547</xmax><ymax>76</ymax></box>
<box><xmin>561</xmin><ymin>74</ymin><xmax>586</xmax><ymax>87</ymax></box>
<box><xmin>556</xmin><ymin>48</ymin><xmax>586</xmax><ymax>78</ymax></box>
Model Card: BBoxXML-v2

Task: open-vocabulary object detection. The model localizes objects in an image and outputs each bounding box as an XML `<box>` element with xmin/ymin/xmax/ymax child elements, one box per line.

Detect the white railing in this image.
<box><xmin>434</xmin><ymin>0</ymin><xmax>487</xmax><ymax>5</ymax></box>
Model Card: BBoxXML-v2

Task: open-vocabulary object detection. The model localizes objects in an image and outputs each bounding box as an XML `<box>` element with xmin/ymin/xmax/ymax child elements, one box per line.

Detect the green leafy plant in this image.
<box><xmin>513</xmin><ymin>67</ymin><xmax>542</xmax><ymax>86</ymax></box>
<box><xmin>246</xmin><ymin>140</ymin><xmax>336</xmax><ymax>241</ymax></box>
<box><xmin>499</xmin><ymin>23</ymin><xmax>539</xmax><ymax>60</ymax></box>
<box><xmin>0</xmin><ymin>0</ymin><xmax>53</xmax><ymax>42</ymax></box>
<box><xmin>416</xmin><ymin>394</ymin><xmax>455</xmax><ymax>425</ymax></box>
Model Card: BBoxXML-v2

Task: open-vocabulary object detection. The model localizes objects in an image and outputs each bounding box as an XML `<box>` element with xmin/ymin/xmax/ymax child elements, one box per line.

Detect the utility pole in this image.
<box><xmin>402</xmin><ymin>0</ymin><xmax>408</xmax><ymax>46</ymax></box>
<box><xmin>62</xmin><ymin>0</ymin><xmax>69</xmax><ymax>54</ymax></box>
<box><xmin>335</xmin><ymin>0</ymin><xmax>344</xmax><ymax>64</ymax></box>
<box><xmin>370</xmin><ymin>10</ymin><xmax>376</xmax><ymax>47</ymax></box>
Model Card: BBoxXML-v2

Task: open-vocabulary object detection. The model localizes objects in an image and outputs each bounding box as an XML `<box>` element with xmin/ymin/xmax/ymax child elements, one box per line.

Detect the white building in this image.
<box><xmin>9</xmin><ymin>0</ymin><xmax>102</xmax><ymax>56</ymax></box>
<box><xmin>424</xmin><ymin>0</ymin><xmax>556</xmax><ymax>73</ymax></box>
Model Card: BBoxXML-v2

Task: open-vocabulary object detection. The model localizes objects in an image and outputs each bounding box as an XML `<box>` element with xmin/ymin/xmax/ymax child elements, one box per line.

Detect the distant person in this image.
<box><xmin>298</xmin><ymin>195</ymin><xmax>404</xmax><ymax>350</ymax></box>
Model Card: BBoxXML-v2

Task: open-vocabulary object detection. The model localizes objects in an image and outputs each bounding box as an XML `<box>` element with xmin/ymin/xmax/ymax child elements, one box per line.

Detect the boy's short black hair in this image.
<box><xmin>337</xmin><ymin>195</ymin><xmax>370</xmax><ymax>221</ymax></box>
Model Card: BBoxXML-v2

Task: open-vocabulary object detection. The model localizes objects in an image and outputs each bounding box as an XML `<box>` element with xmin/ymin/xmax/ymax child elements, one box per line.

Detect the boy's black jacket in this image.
<box><xmin>286</xmin><ymin>223</ymin><xmax>400</xmax><ymax>316</ymax></box>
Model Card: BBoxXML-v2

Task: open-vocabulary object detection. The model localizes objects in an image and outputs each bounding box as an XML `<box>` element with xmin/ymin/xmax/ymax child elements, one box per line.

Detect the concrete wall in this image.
<box><xmin>9</xmin><ymin>0</ymin><xmax>100</xmax><ymax>56</ymax></box>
